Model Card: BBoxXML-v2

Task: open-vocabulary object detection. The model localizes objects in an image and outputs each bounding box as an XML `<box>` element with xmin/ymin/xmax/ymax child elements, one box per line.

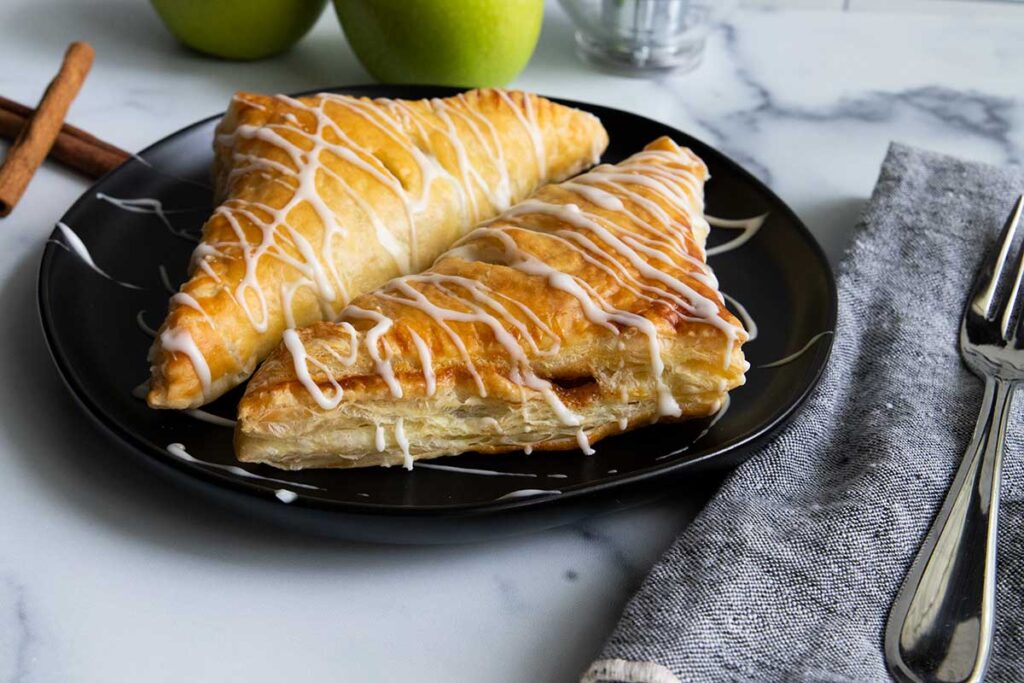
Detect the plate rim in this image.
<box><xmin>37</xmin><ymin>84</ymin><xmax>838</xmax><ymax>518</ymax></box>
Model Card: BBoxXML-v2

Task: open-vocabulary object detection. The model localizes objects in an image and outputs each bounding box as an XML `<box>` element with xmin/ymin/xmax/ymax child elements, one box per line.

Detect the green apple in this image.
<box><xmin>333</xmin><ymin>0</ymin><xmax>543</xmax><ymax>87</ymax></box>
<box><xmin>150</xmin><ymin>0</ymin><xmax>328</xmax><ymax>60</ymax></box>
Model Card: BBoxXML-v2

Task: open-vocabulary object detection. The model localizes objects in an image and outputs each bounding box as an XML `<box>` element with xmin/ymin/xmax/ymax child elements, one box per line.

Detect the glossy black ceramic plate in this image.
<box><xmin>39</xmin><ymin>85</ymin><xmax>835</xmax><ymax>538</ymax></box>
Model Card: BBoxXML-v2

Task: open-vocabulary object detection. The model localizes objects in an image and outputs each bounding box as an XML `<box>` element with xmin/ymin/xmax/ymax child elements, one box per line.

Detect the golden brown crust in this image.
<box><xmin>147</xmin><ymin>89</ymin><xmax>609</xmax><ymax>409</ymax></box>
<box><xmin>236</xmin><ymin>137</ymin><xmax>749</xmax><ymax>470</ymax></box>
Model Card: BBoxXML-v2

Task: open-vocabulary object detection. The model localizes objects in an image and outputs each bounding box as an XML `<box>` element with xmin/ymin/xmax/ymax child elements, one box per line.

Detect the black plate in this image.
<box><xmin>38</xmin><ymin>85</ymin><xmax>836</xmax><ymax>540</ymax></box>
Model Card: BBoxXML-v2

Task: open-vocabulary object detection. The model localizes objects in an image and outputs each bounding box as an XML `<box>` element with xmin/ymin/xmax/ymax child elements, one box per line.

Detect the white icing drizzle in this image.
<box><xmin>185</xmin><ymin>410</ymin><xmax>236</xmax><ymax>428</ymax></box>
<box><xmin>430</xmin><ymin>97</ymin><xmax>513</xmax><ymax>213</ymax></box>
<box><xmin>136</xmin><ymin>310</ymin><xmax>158</xmax><ymax>337</ymax></box>
<box><xmin>282</xmin><ymin>328</ymin><xmax>343</xmax><ymax>409</ymax></box>
<box><xmin>460</xmin><ymin>222</ymin><xmax>686</xmax><ymax>416</ymax></box>
<box><xmin>562</xmin><ymin>181</ymin><xmax>624</xmax><ymax>211</ymax></box>
<box><xmin>407</xmin><ymin>329</ymin><xmax>436</xmax><ymax>396</ymax></box>
<box><xmin>759</xmin><ymin>331</ymin><xmax>833</xmax><ymax>368</ymax></box>
<box><xmin>135</xmin><ymin>380</ymin><xmax>255</xmax><ymax>429</ymax></box>
<box><xmin>275</xmin><ymin>489</ymin><xmax>298</xmax><ymax>503</ymax></box>
<box><xmin>395</xmin><ymin>417</ymin><xmax>412</xmax><ymax>469</ymax></box>
<box><xmin>166</xmin><ymin>443</ymin><xmax>320</xmax><ymax>489</ymax></box>
<box><xmin>654</xmin><ymin>394</ymin><xmax>733</xmax><ymax>461</ymax></box>
<box><xmin>95</xmin><ymin>192</ymin><xmax>201</xmax><ymax>242</ymax></box>
<box><xmin>374</xmin><ymin>273</ymin><xmax>581</xmax><ymax>424</ymax></box>
<box><xmin>374</xmin><ymin>424</ymin><xmax>386</xmax><ymax>452</ymax></box>
<box><xmin>702</xmin><ymin>394</ymin><xmax>731</xmax><ymax>435</ymax></box>
<box><xmin>576</xmin><ymin>429</ymin><xmax>596</xmax><ymax>455</ymax></box>
<box><xmin>55</xmin><ymin>223</ymin><xmax>142</xmax><ymax>290</ymax></box>
<box><xmin>130</xmin><ymin>153</ymin><xmax>214</xmax><ymax>191</ymax></box>
<box><xmin>722</xmin><ymin>292</ymin><xmax>758</xmax><ymax>342</ymax></box>
<box><xmin>496</xmin><ymin>90</ymin><xmax>546</xmax><ymax>178</ymax></box>
<box><xmin>414</xmin><ymin>462</ymin><xmax>537</xmax><ymax>478</ymax></box>
<box><xmin>495</xmin><ymin>488</ymin><xmax>562</xmax><ymax>500</ymax></box>
<box><xmin>170</xmin><ymin>292</ymin><xmax>222</xmax><ymax>334</ymax></box>
<box><xmin>344</xmin><ymin>306</ymin><xmax>403</xmax><ymax>397</ymax></box>
<box><xmin>158</xmin><ymin>328</ymin><xmax>211</xmax><ymax>398</ymax></box>
<box><xmin>705</xmin><ymin>213</ymin><xmax>767</xmax><ymax>256</ymax></box>
<box><xmin>158</xmin><ymin>265</ymin><xmax>176</xmax><ymax>294</ymax></box>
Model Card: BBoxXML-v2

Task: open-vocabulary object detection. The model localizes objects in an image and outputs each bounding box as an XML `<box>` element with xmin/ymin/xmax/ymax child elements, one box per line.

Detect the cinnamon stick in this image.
<box><xmin>0</xmin><ymin>95</ymin><xmax>129</xmax><ymax>161</ymax></box>
<box><xmin>0</xmin><ymin>42</ymin><xmax>95</xmax><ymax>217</ymax></box>
<box><xmin>0</xmin><ymin>107</ymin><xmax>128</xmax><ymax>179</ymax></box>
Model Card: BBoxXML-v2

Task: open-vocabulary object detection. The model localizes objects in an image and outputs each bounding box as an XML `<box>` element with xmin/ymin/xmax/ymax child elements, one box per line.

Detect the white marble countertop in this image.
<box><xmin>2</xmin><ymin>1</ymin><xmax>1023</xmax><ymax>681</ymax></box>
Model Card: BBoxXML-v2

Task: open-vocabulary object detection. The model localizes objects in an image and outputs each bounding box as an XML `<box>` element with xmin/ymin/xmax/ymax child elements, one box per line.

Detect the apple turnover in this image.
<box><xmin>147</xmin><ymin>89</ymin><xmax>609</xmax><ymax>409</ymax></box>
<box><xmin>236</xmin><ymin>137</ymin><xmax>749</xmax><ymax>470</ymax></box>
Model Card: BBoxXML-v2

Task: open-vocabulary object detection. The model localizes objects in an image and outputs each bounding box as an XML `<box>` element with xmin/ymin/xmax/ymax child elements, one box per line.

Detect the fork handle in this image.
<box><xmin>885</xmin><ymin>375</ymin><xmax>1012</xmax><ymax>683</ymax></box>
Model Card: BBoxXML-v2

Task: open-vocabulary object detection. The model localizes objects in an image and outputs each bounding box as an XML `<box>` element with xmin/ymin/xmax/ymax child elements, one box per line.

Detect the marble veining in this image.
<box><xmin>0</xmin><ymin>1</ymin><xmax>1022</xmax><ymax>681</ymax></box>
<box><xmin>574</xmin><ymin>523</ymin><xmax>645</xmax><ymax>582</ymax></box>
<box><xmin>495</xmin><ymin>575</ymin><xmax>529</xmax><ymax>615</ymax></box>
<box><xmin>674</xmin><ymin>22</ymin><xmax>1023</xmax><ymax>188</ymax></box>
<box><xmin>1</xmin><ymin>576</ymin><xmax>34</xmax><ymax>683</ymax></box>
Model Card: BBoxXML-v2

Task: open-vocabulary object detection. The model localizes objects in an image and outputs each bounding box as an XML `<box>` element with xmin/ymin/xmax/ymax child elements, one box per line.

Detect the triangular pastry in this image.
<box><xmin>147</xmin><ymin>89</ymin><xmax>609</xmax><ymax>409</ymax></box>
<box><xmin>236</xmin><ymin>137</ymin><xmax>749</xmax><ymax>470</ymax></box>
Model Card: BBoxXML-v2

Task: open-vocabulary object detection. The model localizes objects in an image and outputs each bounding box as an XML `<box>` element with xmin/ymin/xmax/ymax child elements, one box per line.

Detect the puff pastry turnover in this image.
<box><xmin>236</xmin><ymin>137</ymin><xmax>749</xmax><ymax>470</ymax></box>
<box><xmin>147</xmin><ymin>89</ymin><xmax>609</xmax><ymax>409</ymax></box>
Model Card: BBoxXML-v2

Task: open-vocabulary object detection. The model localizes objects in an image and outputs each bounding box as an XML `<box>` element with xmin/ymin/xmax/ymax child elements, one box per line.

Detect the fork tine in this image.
<box><xmin>1003</xmin><ymin>221</ymin><xmax>1024</xmax><ymax>340</ymax></box>
<box><xmin>972</xmin><ymin>194</ymin><xmax>1024</xmax><ymax>319</ymax></box>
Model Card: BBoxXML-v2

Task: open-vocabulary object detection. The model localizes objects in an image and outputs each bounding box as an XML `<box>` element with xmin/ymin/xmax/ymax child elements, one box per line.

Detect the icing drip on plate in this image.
<box><xmin>654</xmin><ymin>394</ymin><xmax>733</xmax><ymax>461</ymax></box>
<box><xmin>166</xmin><ymin>443</ymin><xmax>321</xmax><ymax>490</ymax></box>
<box><xmin>414</xmin><ymin>462</ymin><xmax>539</xmax><ymax>478</ymax></box>
<box><xmin>135</xmin><ymin>310</ymin><xmax>158</xmax><ymax>337</ymax></box>
<box><xmin>132</xmin><ymin>382</ymin><xmax>236</xmax><ymax>428</ymax></box>
<box><xmin>722</xmin><ymin>292</ymin><xmax>758</xmax><ymax>342</ymax></box>
<box><xmin>158</xmin><ymin>265</ymin><xmax>177</xmax><ymax>294</ymax></box>
<box><xmin>130</xmin><ymin>152</ymin><xmax>214</xmax><ymax>191</ymax></box>
<box><xmin>54</xmin><ymin>223</ymin><xmax>142</xmax><ymax>290</ymax></box>
<box><xmin>275</xmin><ymin>489</ymin><xmax>298</xmax><ymax>503</ymax></box>
<box><xmin>185</xmin><ymin>410</ymin><xmax>236</xmax><ymax>428</ymax></box>
<box><xmin>705</xmin><ymin>213</ymin><xmax>767</xmax><ymax>256</ymax></box>
<box><xmin>760</xmin><ymin>331</ymin><xmax>833</xmax><ymax>368</ymax></box>
<box><xmin>96</xmin><ymin>193</ymin><xmax>204</xmax><ymax>242</ymax></box>
<box><xmin>495</xmin><ymin>489</ymin><xmax>562</xmax><ymax>500</ymax></box>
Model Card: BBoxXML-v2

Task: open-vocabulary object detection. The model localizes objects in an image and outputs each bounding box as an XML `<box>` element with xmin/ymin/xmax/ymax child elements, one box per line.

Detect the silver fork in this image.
<box><xmin>885</xmin><ymin>195</ymin><xmax>1024</xmax><ymax>683</ymax></box>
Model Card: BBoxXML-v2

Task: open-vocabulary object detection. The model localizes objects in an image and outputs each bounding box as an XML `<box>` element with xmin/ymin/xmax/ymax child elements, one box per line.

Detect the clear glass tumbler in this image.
<box><xmin>558</xmin><ymin>0</ymin><xmax>734</xmax><ymax>75</ymax></box>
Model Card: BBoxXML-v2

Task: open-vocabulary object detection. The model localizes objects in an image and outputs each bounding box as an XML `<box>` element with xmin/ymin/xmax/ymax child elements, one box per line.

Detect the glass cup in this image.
<box><xmin>558</xmin><ymin>0</ymin><xmax>735</xmax><ymax>75</ymax></box>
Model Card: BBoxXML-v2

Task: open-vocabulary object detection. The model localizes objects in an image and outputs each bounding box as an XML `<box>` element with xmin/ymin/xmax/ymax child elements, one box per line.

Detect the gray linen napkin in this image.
<box><xmin>582</xmin><ymin>143</ymin><xmax>1024</xmax><ymax>683</ymax></box>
